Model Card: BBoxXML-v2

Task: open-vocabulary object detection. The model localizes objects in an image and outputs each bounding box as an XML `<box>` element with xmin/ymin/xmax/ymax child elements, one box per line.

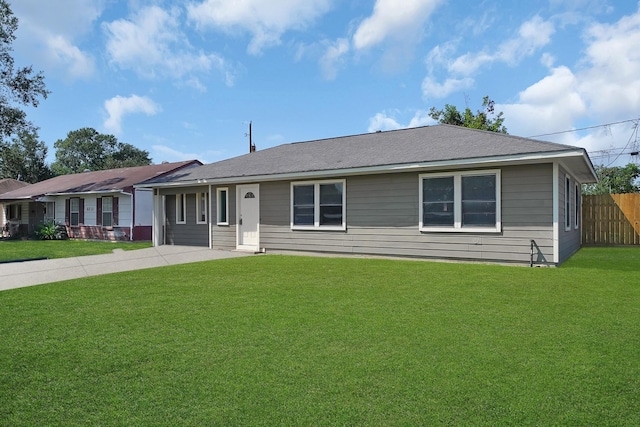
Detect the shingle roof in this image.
<box><xmin>145</xmin><ymin>125</ymin><xmax>596</xmax><ymax>184</ymax></box>
<box><xmin>0</xmin><ymin>179</ymin><xmax>30</xmax><ymax>194</ymax></box>
<box><xmin>0</xmin><ymin>161</ymin><xmax>201</xmax><ymax>201</ymax></box>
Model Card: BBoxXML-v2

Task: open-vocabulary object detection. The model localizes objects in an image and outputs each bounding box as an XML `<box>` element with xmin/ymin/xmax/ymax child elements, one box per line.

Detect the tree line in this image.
<box><xmin>0</xmin><ymin>127</ymin><xmax>151</xmax><ymax>183</ymax></box>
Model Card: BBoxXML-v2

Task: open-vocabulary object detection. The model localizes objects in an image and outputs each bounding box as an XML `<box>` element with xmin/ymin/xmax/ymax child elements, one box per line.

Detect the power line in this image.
<box><xmin>527</xmin><ymin>118</ymin><xmax>637</xmax><ymax>138</ymax></box>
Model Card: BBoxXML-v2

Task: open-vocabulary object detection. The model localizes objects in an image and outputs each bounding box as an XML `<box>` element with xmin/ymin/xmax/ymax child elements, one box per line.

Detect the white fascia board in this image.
<box><xmin>45</xmin><ymin>190</ymin><xmax>130</xmax><ymax>197</ymax></box>
<box><xmin>138</xmin><ymin>149</ymin><xmax>589</xmax><ymax>188</ymax></box>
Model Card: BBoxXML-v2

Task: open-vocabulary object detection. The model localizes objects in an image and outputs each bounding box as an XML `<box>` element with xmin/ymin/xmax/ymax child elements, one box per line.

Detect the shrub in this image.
<box><xmin>35</xmin><ymin>221</ymin><xmax>63</xmax><ymax>240</ymax></box>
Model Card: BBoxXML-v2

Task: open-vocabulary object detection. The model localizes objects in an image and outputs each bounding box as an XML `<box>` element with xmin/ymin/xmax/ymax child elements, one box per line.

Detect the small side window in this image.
<box><xmin>217</xmin><ymin>188</ymin><xmax>229</xmax><ymax>225</ymax></box>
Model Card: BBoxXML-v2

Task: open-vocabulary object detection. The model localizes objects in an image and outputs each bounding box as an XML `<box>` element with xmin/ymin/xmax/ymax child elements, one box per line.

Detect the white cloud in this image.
<box><xmin>12</xmin><ymin>0</ymin><xmax>100</xmax><ymax>79</ymax></box>
<box><xmin>578</xmin><ymin>7</ymin><xmax>640</xmax><ymax>119</ymax></box>
<box><xmin>352</xmin><ymin>0</ymin><xmax>442</xmax><ymax>50</ymax></box>
<box><xmin>151</xmin><ymin>144</ymin><xmax>222</xmax><ymax>164</ymax></box>
<box><xmin>103</xmin><ymin>95</ymin><xmax>161</xmax><ymax>134</ymax></box>
<box><xmin>368</xmin><ymin>112</ymin><xmax>403</xmax><ymax>132</ymax></box>
<box><xmin>449</xmin><ymin>15</ymin><xmax>554</xmax><ymax>75</ymax></box>
<box><xmin>45</xmin><ymin>35</ymin><xmax>95</xmax><ymax>79</ymax></box>
<box><xmin>423</xmin><ymin>15</ymin><xmax>555</xmax><ymax>98</ymax></box>
<box><xmin>367</xmin><ymin>110</ymin><xmax>436</xmax><ymax>132</ymax></box>
<box><xmin>104</xmin><ymin>5</ymin><xmax>232</xmax><ymax>85</ymax></box>
<box><xmin>500</xmin><ymin>4</ymin><xmax>640</xmax><ymax>157</ymax></box>
<box><xmin>421</xmin><ymin>76</ymin><xmax>474</xmax><ymax>99</ymax></box>
<box><xmin>320</xmin><ymin>38</ymin><xmax>350</xmax><ymax>80</ymax></box>
<box><xmin>500</xmin><ymin>66</ymin><xmax>586</xmax><ymax>139</ymax></box>
<box><xmin>187</xmin><ymin>0</ymin><xmax>332</xmax><ymax>55</ymax></box>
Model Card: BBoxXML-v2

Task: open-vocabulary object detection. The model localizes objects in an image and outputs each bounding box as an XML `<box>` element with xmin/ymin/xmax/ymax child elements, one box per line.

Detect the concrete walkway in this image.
<box><xmin>0</xmin><ymin>246</ymin><xmax>254</xmax><ymax>291</ymax></box>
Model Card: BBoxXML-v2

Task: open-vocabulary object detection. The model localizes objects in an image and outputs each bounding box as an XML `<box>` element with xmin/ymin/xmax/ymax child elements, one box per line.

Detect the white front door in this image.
<box><xmin>237</xmin><ymin>184</ymin><xmax>259</xmax><ymax>251</ymax></box>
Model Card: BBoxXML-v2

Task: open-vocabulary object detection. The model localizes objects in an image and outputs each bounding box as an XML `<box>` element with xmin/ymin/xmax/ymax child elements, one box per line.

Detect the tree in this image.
<box><xmin>0</xmin><ymin>127</ymin><xmax>53</xmax><ymax>182</ymax></box>
<box><xmin>583</xmin><ymin>163</ymin><xmax>640</xmax><ymax>195</ymax></box>
<box><xmin>429</xmin><ymin>96</ymin><xmax>508</xmax><ymax>133</ymax></box>
<box><xmin>51</xmin><ymin>127</ymin><xmax>151</xmax><ymax>174</ymax></box>
<box><xmin>0</xmin><ymin>0</ymin><xmax>49</xmax><ymax>141</ymax></box>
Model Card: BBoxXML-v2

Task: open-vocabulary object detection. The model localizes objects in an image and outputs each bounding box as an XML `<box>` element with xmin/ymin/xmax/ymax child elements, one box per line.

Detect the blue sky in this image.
<box><xmin>11</xmin><ymin>0</ymin><xmax>640</xmax><ymax>167</ymax></box>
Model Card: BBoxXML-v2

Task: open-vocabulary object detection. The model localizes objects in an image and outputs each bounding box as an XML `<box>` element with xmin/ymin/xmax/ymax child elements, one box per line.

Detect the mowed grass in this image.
<box><xmin>0</xmin><ymin>239</ymin><xmax>152</xmax><ymax>262</ymax></box>
<box><xmin>0</xmin><ymin>247</ymin><xmax>639</xmax><ymax>425</ymax></box>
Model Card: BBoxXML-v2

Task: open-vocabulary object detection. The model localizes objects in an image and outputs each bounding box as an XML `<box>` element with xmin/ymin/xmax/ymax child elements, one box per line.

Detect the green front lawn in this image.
<box><xmin>0</xmin><ymin>247</ymin><xmax>639</xmax><ymax>425</ymax></box>
<box><xmin>0</xmin><ymin>239</ymin><xmax>152</xmax><ymax>262</ymax></box>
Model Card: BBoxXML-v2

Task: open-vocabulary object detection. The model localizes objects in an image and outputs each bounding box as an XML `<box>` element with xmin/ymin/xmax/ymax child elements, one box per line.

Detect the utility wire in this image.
<box><xmin>606</xmin><ymin>121</ymin><xmax>639</xmax><ymax>167</ymax></box>
<box><xmin>527</xmin><ymin>118</ymin><xmax>637</xmax><ymax>138</ymax></box>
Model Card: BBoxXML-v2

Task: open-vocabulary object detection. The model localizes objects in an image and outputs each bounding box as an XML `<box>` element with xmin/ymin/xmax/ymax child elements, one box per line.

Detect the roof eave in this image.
<box><xmin>138</xmin><ymin>149</ymin><xmax>597</xmax><ymax>188</ymax></box>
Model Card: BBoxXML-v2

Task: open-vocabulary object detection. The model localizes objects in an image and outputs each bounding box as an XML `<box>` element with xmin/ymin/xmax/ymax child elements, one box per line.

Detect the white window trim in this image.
<box><xmin>216</xmin><ymin>187</ymin><xmax>229</xmax><ymax>225</ymax></box>
<box><xmin>102</xmin><ymin>196</ymin><xmax>113</xmax><ymax>228</ymax></box>
<box><xmin>419</xmin><ymin>169</ymin><xmax>501</xmax><ymax>233</ymax></box>
<box><xmin>176</xmin><ymin>193</ymin><xmax>186</xmax><ymax>224</ymax></box>
<box><xmin>196</xmin><ymin>192</ymin><xmax>208</xmax><ymax>224</ymax></box>
<box><xmin>70</xmin><ymin>198</ymin><xmax>80</xmax><ymax>226</ymax></box>
<box><xmin>565</xmin><ymin>175</ymin><xmax>571</xmax><ymax>231</ymax></box>
<box><xmin>290</xmin><ymin>179</ymin><xmax>346</xmax><ymax>231</ymax></box>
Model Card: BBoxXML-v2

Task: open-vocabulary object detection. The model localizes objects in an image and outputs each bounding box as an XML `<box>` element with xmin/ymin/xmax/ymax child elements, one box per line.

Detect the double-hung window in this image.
<box><xmin>70</xmin><ymin>198</ymin><xmax>80</xmax><ymax>226</ymax></box>
<box><xmin>420</xmin><ymin>170</ymin><xmax>500</xmax><ymax>232</ymax></box>
<box><xmin>217</xmin><ymin>188</ymin><xmax>229</xmax><ymax>225</ymax></box>
<box><xmin>291</xmin><ymin>180</ymin><xmax>346</xmax><ymax>230</ymax></box>
<box><xmin>102</xmin><ymin>196</ymin><xmax>113</xmax><ymax>227</ymax></box>
<box><xmin>197</xmin><ymin>192</ymin><xmax>208</xmax><ymax>224</ymax></box>
<box><xmin>176</xmin><ymin>194</ymin><xmax>186</xmax><ymax>224</ymax></box>
<box><xmin>44</xmin><ymin>202</ymin><xmax>55</xmax><ymax>223</ymax></box>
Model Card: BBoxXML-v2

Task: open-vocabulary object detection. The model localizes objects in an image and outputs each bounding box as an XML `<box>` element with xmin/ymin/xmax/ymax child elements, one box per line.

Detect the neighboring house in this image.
<box><xmin>140</xmin><ymin>125</ymin><xmax>597</xmax><ymax>265</ymax></box>
<box><xmin>0</xmin><ymin>178</ymin><xmax>31</xmax><ymax>237</ymax></box>
<box><xmin>0</xmin><ymin>161</ymin><xmax>201</xmax><ymax>240</ymax></box>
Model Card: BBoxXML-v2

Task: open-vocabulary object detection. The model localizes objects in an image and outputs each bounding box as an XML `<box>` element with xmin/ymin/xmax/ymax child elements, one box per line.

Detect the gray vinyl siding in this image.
<box><xmin>252</xmin><ymin>164</ymin><xmax>556</xmax><ymax>265</ymax></box>
<box><xmin>559</xmin><ymin>168</ymin><xmax>581</xmax><ymax>263</ymax></box>
<box><xmin>211</xmin><ymin>185</ymin><xmax>236</xmax><ymax>250</ymax></box>
<box><xmin>163</xmin><ymin>189</ymin><xmax>208</xmax><ymax>247</ymax></box>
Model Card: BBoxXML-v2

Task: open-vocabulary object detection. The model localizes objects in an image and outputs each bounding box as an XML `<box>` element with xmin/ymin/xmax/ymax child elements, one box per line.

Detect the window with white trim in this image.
<box><xmin>44</xmin><ymin>202</ymin><xmax>55</xmax><ymax>223</ymax></box>
<box><xmin>197</xmin><ymin>192</ymin><xmax>208</xmax><ymax>224</ymax></box>
<box><xmin>102</xmin><ymin>196</ymin><xmax>113</xmax><ymax>227</ymax></box>
<box><xmin>565</xmin><ymin>176</ymin><xmax>571</xmax><ymax>230</ymax></box>
<box><xmin>574</xmin><ymin>182</ymin><xmax>580</xmax><ymax>229</ymax></box>
<box><xmin>291</xmin><ymin>180</ymin><xmax>345</xmax><ymax>230</ymax></box>
<box><xmin>217</xmin><ymin>188</ymin><xmax>228</xmax><ymax>225</ymax></box>
<box><xmin>70</xmin><ymin>198</ymin><xmax>80</xmax><ymax>226</ymax></box>
<box><xmin>176</xmin><ymin>193</ymin><xmax>186</xmax><ymax>224</ymax></box>
<box><xmin>419</xmin><ymin>170</ymin><xmax>501</xmax><ymax>232</ymax></box>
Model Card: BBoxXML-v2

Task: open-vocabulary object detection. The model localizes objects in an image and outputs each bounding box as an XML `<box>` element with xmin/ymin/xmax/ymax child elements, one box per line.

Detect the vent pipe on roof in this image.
<box><xmin>247</xmin><ymin>121</ymin><xmax>256</xmax><ymax>153</ymax></box>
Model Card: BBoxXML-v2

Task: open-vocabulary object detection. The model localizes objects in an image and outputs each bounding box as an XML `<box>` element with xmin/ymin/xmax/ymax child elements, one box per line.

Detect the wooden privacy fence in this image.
<box><xmin>582</xmin><ymin>194</ymin><xmax>640</xmax><ymax>245</ymax></box>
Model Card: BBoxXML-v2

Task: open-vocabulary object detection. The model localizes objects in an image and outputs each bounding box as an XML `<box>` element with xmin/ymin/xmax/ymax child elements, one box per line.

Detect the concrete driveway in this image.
<box><xmin>1</xmin><ymin>245</ymin><xmax>254</xmax><ymax>291</ymax></box>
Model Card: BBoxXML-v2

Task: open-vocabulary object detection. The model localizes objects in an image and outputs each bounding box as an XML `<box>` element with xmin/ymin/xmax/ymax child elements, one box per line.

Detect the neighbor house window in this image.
<box><xmin>176</xmin><ymin>194</ymin><xmax>186</xmax><ymax>224</ymax></box>
<box><xmin>102</xmin><ymin>196</ymin><xmax>113</xmax><ymax>227</ymax></box>
<box><xmin>70</xmin><ymin>198</ymin><xmax>80</xmax><ymax>226</ymax></box>
<box><xmin>565</xmin><ymin>176</ymin><xmax>571</xmax><ymax>231</ymax></box>
<box><xmin>44</xmin><ymin>202</ymin><xmax>55</xmax><ymax>223</ymax></box>
<box><xmin>197</xmin><ymin>192</ymin><xmax>208</xmax><ymax>224</ymax></box>
<box><xmin>8</xmin><ymin>204</ymin><xmax>21</xmax><ymax>221</ymax></box>
<box><xmin>217</xmin><ymin>188</ymin><xmax>228</xmax><ymax>225</ymax></box>
<box><xmin>575</xmin><ymin>182</ymin><xmax>580</xmax><ymax>230</ymax></box>
<box><xmin>420</xmin><ymin>170</ymin><xmax>500</xmax><ymax>232</ymax></box>
<box><xmin>291</xmin><ymin>180</ymin><xmax>346</xmax><ymax>230</ymax></box>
